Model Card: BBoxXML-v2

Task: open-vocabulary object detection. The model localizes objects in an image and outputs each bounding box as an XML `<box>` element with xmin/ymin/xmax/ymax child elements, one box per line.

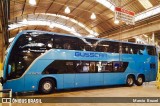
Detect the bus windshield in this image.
<box><xmin>7</xmin><ymin>33</ymin><xmax>47</xmax><ymax>80</ymax></box>
<box><xmin>7</xmin><ymin>32</ymin><xmax>89</xmax><ymax>80</ymax></box>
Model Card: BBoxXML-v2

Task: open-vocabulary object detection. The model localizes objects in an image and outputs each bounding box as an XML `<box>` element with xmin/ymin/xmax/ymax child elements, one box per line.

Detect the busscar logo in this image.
<box><xmin>75</xmin><ymin>52</ymin><xmax>107</xmax><ymax>58</ymax></box>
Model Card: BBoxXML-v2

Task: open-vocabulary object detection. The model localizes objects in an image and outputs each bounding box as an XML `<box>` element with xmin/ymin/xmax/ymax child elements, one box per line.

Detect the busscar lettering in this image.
<box><xmin>75</xmin><ymin>52</ymin><xmax>107</xmax><ymax>58</ymax></box>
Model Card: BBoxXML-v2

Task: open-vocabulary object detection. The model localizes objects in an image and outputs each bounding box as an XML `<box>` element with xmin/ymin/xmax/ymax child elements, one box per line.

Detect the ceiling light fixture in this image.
<box><xmin>22</xmin><ymin>19</ymin><xmax>28</xmax><ymax>24</ymax></box>
<box><xmin>49</xmin><ymin>23</ymin><xmax>54</xmax><ymax>28</ymax></box>
<box><xmin>64</xmin><ymin>6</ymin><xmax>70</xmax><ymax>14</ymax></box>
<box><xmin>71</xmin><ymin>27</ymin><xmax>75</xmax><ymax>32</ymax></box>
<box><xmin>29</xmin><ymin>0</ymin><xmax>36</xmax><ymax>6</ymax></box>
<box><xmin>90</xmin><ymin>13</ymin><xmax>96</xmax><ymax>20</ymax></box>
<box><xmin>114</xmin><ymin>19</ymin><xmax>119</xmax><ymax>24</ymax></box>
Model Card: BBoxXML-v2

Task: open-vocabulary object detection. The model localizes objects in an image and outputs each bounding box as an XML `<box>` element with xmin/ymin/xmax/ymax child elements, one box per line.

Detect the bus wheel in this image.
<box><xmin>39</xmin><ymin>78</ymin><xmax>55</xmax><ymax>94</ymax></box>
<box><xmin>126</xmin><ymin>75</ymin><xmax>135</xmax><ymax>86</ymax></box>
<box><xmin>136</xmin><ymin>75</ymin><xmax>144</xmax><ymax>86</ymax></box>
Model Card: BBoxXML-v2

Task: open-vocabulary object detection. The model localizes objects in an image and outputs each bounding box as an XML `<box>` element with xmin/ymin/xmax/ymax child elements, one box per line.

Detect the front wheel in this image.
<box><xmin>135</xmin><ymin>76</ymin><xmax>144</xmax><ymax>86</ymax></box>
<box><xmin>39</xmin><ymin>78</ymin><xmax>55</xmax><ymax>94</ymax></box>
<box><xmin>126</xmin><ymin>75</ymin><xmax>135</xmax><ymax>86</ymax></box>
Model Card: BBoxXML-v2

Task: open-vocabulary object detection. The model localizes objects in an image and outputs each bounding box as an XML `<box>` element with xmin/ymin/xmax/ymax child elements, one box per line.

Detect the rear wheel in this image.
<box><xmin>126</xmin><ymin>75</ymin><xmax>135</xmax><ymax>86</ymax></box>
<box><xmin>39</xmin><ymin>78</ymin><xmax>55</xmax><ymax>94</ymax></box>
<box><xmin>136</xmin><ymin>75</ymin><xmax>144</xmax><ymax>86</ymax></box>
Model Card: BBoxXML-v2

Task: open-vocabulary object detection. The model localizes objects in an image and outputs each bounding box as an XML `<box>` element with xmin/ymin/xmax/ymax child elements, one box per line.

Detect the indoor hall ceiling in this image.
<box><xmin>10</xmin><ymin>25</ymin><xmax>72</xmax><ymax>37</ymax></box>
<box><xmin>9</xmin><ymin>0</ymin><xmax>160</xmax><ymax>39</ymax></box>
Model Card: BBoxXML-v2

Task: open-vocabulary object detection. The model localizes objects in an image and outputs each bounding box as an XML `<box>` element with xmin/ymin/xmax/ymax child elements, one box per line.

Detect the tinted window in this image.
<box><xmin>96</xmin><ymin>41</ymin><xmax>119</xmax><ymax>53</ymax></box>
<box><xmin>42</xmin><ymin>60</ymin><xmax>128</xmax><ymax>74</ymax></box>
<box><xmin>76</xmin><ymin>61</ymin><xmax>98</xmax><ymax>73</ymax></box>
<box><xmin>150</xmin><ymin>63</ymin><xmax>156</xmax><ymax>69</ymax></box>
<box><xmin>85</xmin><ymin>38</ymin><xmax>98</xmax><ymax>44</ymax></box>
<box><xmin>121</xmin><ymin>43</ymin><xmax>129</xmax><ymax>54</ymax></box>
<box><xmin>7</xmin><ymin>33</ymin><xmax>50</xmax><ymax>80</ymax></box>
<box><xmin>113</xmin><ymin>62</ymin><xmax>128</xmax><ymax>72</ymax></box>
<box><xmin>100</xmin><ymin>61</ymin><xmax>128</xmax><ymax>72</ymax></box>
<box><xmin>42</xmin><ymin>60</ymin><xmax>76</xmax><ymax>74</ymax></box>
<box><xmin>147</xmin><ymin>46</ymin><xmax>157</xmax><ymax>56</ymax></box>
<box><xmin>101</xmin><ymin>62</ymin><xmax>113</xmax><ymax>72</ymax></box>
<box><xmin>54</xmin><ymin>35</ymin><xmax>86</xmax><ymax>50</ymax></box>
<box><xmin>129</xmin><ymin>44</ymin><xmax>145</xmax><ymax>55</ymax></box>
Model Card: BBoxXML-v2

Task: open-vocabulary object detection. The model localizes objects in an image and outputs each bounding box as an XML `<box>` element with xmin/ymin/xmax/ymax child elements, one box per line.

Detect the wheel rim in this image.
<box><xmin>43</xmin><ymin>82</ymin><xmax>52</xmax><ymax>91</ymax></box>
<box><xmin>128</xmin><ymin>77</ymin><xmax>133</xmax><ymax>85</ymax></box>
<box><xmin>138</xmin><ymin>77</ymin><xmax>143</xmax><ymax>83</ymax></box>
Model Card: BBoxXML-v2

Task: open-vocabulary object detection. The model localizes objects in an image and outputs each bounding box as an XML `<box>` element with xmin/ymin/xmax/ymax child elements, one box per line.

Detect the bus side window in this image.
<box><xmin>89</xmin><ymin>62</ymin><xmax>96</xmax><ymax>73</ymax></box>
<box><xmin>147</xmin><ymin>46</ymin><xmax>157</xmax><ymax>56</ymax></box>
<box><xmin>63</xmin><ymin>43</ymin><xmax>72</xmax><ymax>50</ymax></box>
<box><xmin>113</xmin><ymin>62</ymin><xmax>128</xmax><ymax>72</ymax></box>
<box><xmin>76</xmin><ymin>61</ymin><xmax>97</xmax><ymax>73</ymax></box>
<box><xmin>96</xmin><ymin>45</ymin><xmax>108</xmax><ymax>52</ymax></box>
<box><xmin>150</xmin><ymin>63</ymin><xmax>156</xmax><ymax>69</ymax></box>
<box><xmin>76</xmin><ymin>63</ymin><xmax>83</xmax><ymax>72</ymax></box>
<box><xmin>101</xmin><ymin>62</ymin><xmax>113</xmax><ymax>72</ymax></box>
<box><xmin>130</xmin><ymin>44</ymin><xmax>144</xmax><ymax>55</ymax></box>
<box><xmin>65</xmin><ymin>61</ymin><xmax>75</xmax><ymax>73</ymax></box>
<box><xmin>54</xmin><ymin>36</ymin><xmax>63</xmax><ymax>49</ymax></box>
<box><xmin>121</xmin><ymin>43</ymin><xmax>129</xmax><ymax>54</ymax></box>
<box><xmin>96</xmin><ymin>41</ymin><xmax>112</xmax><ymax>52</ymax></box>
<box><xmin>82</xmin><ymin>62</ymin><xmax>90</xmax><ymax>72</ymax></box>
<box><xmin>42</xmin><ymin>60</ymin><xmax>66</xmax><ymax>74</ymax></box>
<box><xmin>108</xmin><ymin>42</ymin><xmax>119</xmax><ymax>53</ymax></box>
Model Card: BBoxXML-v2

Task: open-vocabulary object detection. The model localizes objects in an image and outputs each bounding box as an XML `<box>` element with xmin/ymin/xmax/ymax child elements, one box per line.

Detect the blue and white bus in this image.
<box><xmin>0</xmin><ymin>30</ymin><xmax>158</xmax><ymax>94</ymax></box>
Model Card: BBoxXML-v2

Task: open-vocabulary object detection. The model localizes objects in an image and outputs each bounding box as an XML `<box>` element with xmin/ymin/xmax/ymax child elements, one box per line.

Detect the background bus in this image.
<box><xmin>0</xmin><ymin>30</ymin><xmax>158</xmax><ymax>94</ymax></box>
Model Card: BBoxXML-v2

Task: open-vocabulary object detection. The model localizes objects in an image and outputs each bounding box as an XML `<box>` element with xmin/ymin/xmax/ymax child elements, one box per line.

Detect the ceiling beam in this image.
<box><xmin>21</xmin><ymin>0</ymin><xmax>26</xmax><ymax>16</ymax></box>
<box><xmin>105</xmin><ymin>19</ymin><xmax>160</xmax><ymax>40</ymax></box>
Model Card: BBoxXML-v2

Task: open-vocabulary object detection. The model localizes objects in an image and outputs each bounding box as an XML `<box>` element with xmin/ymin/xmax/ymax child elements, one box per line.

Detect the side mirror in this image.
<box><xmin>8</xmin><ymin>65</ymin><xmax>11</xmax><ymax>74</ymax></box>
<box><xmin>0</xmin><ymin>77</ymin><xmax>3</xmax><ymax>85</ymax></box>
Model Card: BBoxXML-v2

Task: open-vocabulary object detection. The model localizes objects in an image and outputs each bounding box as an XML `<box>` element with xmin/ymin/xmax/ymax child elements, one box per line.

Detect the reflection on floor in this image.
<box><xmin>2</xmin><ymin>82</ymin><xmax>160</xmax><ymax>106</ymax></box>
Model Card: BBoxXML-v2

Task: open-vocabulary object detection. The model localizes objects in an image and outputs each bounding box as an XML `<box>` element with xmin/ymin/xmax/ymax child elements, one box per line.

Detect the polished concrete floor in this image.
<box><xmin>1</xmin><ymin>82</ymin><xmax>160</xmax><ymax>106</ymax></box>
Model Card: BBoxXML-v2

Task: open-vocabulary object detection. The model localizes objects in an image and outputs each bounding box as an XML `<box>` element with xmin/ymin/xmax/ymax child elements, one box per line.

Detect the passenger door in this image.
<box><xmin>74</xmin><ymin>61</ymin><xmax>90</xmax><ymax>87</ymax></box>
<box><xmin>63</xmin><ymin>74</ymin><xmax>75</xmax><ymax>88</ymax></box>
<box><xmin>63</xmin><ymin>61</ymin><xmax>75</xmax><ymax>88</ymax></box>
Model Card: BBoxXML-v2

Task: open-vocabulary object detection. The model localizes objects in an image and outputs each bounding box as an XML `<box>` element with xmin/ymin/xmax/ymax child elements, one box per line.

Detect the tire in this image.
<box><xmin>135</xmin><ymin>75</ymin><xmax>144</xmax><ymax>86</ymax></box>
<box><xmin>126</xmin><ymin>75</ymin><xmax>135</xmax><ymax>86</ymax></box>
<box><xmin>39</xmin><ymin>78</ymin><xmax>55</xmax><ymax>94</ymax></box>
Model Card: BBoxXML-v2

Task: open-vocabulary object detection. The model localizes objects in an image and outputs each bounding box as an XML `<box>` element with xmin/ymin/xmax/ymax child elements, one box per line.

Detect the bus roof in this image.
<box><xmin>20</xmin><ymin>30</ymin><xmax>156</xmax><ymax>47</ymax></box>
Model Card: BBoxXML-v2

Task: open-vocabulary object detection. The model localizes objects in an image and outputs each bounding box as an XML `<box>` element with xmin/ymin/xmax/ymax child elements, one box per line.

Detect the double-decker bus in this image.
<box><xmin>0</xmin><ymin>30</ymin><xmax>158</xmax><ymax>94</ymax></box>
